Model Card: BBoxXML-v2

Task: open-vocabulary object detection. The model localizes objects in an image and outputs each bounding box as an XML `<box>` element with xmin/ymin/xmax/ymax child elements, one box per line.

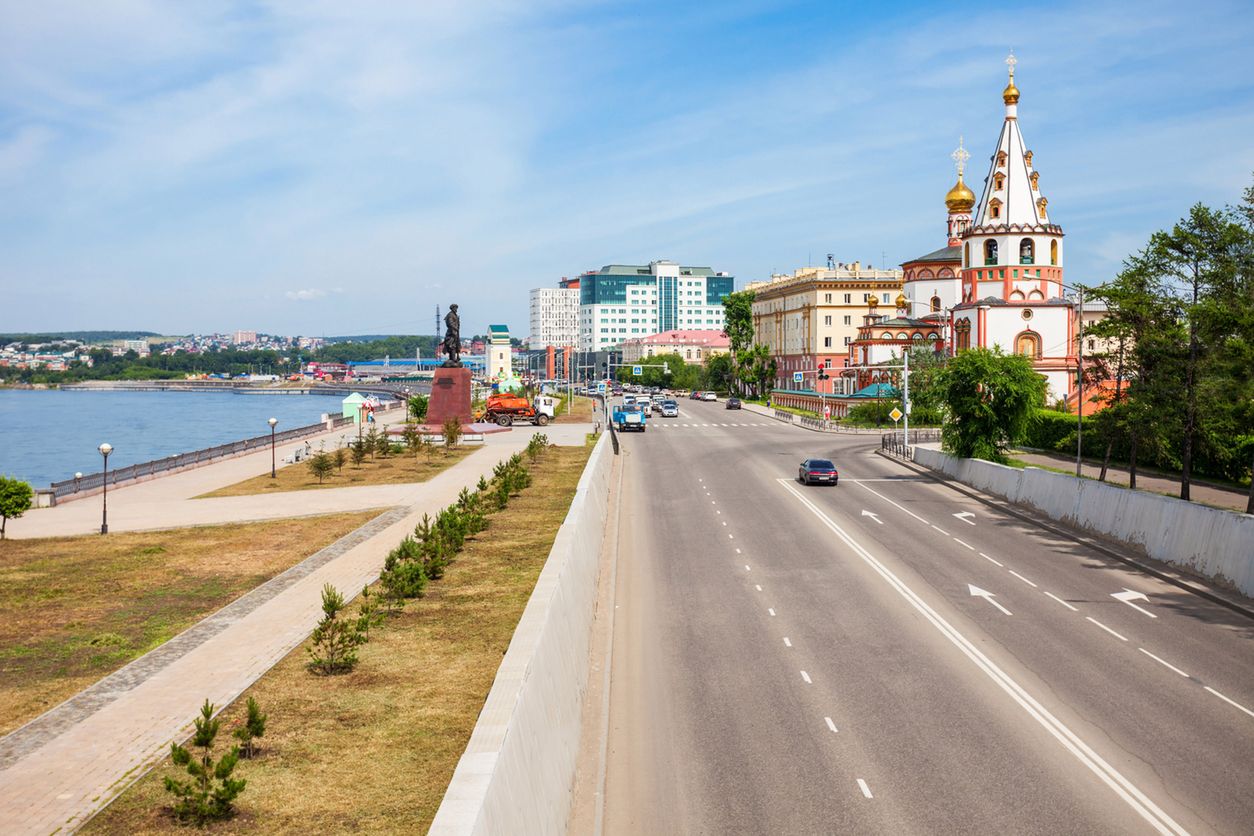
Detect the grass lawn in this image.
<box><xmin>0</xmin><ymin>511</ymin><xmax>381</xmax><ymax>736</ymax></box>
<box><xmin>198</xmin><ymin>446</ymin><xmax>478</xmax><ymax>498</ymax></box>
<box><xmin>555</xmin><ymin>393</ymin><xmax>594</xmax><ymax>423</ymax></box>
<box><xmin>84</xmin><ymin>442</ymin><xmax>595</xmax><ymax>834</ymax></box>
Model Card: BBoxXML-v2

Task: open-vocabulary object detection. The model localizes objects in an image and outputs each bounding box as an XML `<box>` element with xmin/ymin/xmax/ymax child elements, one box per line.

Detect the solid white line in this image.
<box><xmin>825</xmin><ymin>716</ymin><xmax>838</xmax><ymax>733</ymax></box>
<box><xmin>801</xmin><ymin>670</ymin><xmax>812</xmax><ymax>684</ymax></box>
<box><xmin>768</xmin><ymin>608</ymin><xmax>776</xmax><ymax>617</ymax></box>
<box><xmin>783</xmin><ymin>637</ymin><xmax>792</xmax><ymax>647</ymax></box>
<box><xmin>1205</xmin><ymin>686</ymin><xmax>1254</xmax><ymax>719</ymax></box>
<box><xmin>1044</xmin><ymin>591</ymin><xmax>1079</xmax><ymax>612</ymax></box>
<box><xmin>755</xmin><ymin>584</ymin><xmax>763</xmax><ymax>592</ymax></box>
<box><xmin>774</xmin><ymin>478</ymin><xmax>1186</xmax><ymax>835</ymax></box>
<box><xmin>1009</xmin><ymin>570</ymin><xmax>1038</xmax><ymax>588</ymax></box>
<box><xmin>857</xmin><ymin>779</ymin><xmax>873</xmax><ymax>799</ymax></box>
<box><xmin>953</xmin><ymin>538</ymin><xmax>975</xmax><ymax>550</ymax></box>
<box><xmin>1086</xmin><ymin>616</ymin><xmax>1128</xmax><ymax>642</ymax></box>
<box><xmin>979</xmin><ymin>552</ymin><xmax>1004</xmax><ymax>567</ymax></box>
<box><xmin>931</xmin><ymin>524</ymin><xmax>950</xmax><ymax>535</ymax></box>
<box><xmin>1139</xmin><ymin>648</ymin><xmax>1189</xmax><ymax>678</ymax></box>
<box><xmin>853</xmin><ymin>480</ymin><xmax>931</xmax><ymax>525</ymax></box>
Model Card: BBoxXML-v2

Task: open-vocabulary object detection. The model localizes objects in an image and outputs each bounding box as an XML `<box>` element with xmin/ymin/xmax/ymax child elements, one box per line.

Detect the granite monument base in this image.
<box><xmin>427</xmin><ymin>366</ymin><xmax>473</xmax><ymax>427</ymax></box>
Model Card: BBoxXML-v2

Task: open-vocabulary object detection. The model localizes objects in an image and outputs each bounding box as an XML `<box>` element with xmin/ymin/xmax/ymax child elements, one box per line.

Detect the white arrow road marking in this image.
<box><xmin>1112</xmin><ymin>589</ymin><xmax>1157</xmax><ymax>618</ymax></box>
<box><xmin>953</xmin><ymin>511</ymin><xmax>976</xmax><ymax>525</ymax></box>
<box><xmin>968</xmin><ymin>584</ymin><xmax>1012</xmax><ymax>615</ymax></box>
<box><xmin>861</xmin><ymin>510</ymin><xmax>884</xmax><ymax>524</ymax></box>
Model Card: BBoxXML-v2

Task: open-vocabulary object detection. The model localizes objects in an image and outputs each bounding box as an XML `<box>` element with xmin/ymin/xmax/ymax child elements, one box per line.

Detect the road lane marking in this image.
<box><xmin>953</xmin><ymin>538</ymin><xmax>975</xmax><ymax>550</ymax></box>
<box><xmin>931</xmin><ymin>524</ymin><xmax>950</xmax><ymax>535</ymax></box>
<box><xmin>1009</xmin><ymin>570</ymin><xmax>1038</xmax><ymax>588</ymax></box>
<box><xmin>716</xmin><ymin>510</ymin><xmax>721</xmax><ymax>515</ymax></box>
<box><xmin>783</xmin><ymin>637</ymin><xmax>792</xmax><ymax>647</ymax></box>
<box><xmin>801</xmin><ymin>670</ymin><xmax>812</xmax><ymax>684</ymax></box>
<box><xmin>768</xmin><ymin>608</ymin><xmax>776</xmax><ymax>616</ymax></box>
<box><xmin>775</xmin><ymin>477</ymin><xmax>1186</xmax><ymax>835</ymax></box>
<box><xmin>969</xmin><ymin>584</ymin><xmax>1012</xmax><ymax>615</ymax></box>
<box><xmin>825</xmin><ymin>716</ymin><xmax>838</xmax><ymax>733</ymax></box>
<box><xmin>978</xmin><ymin>552</ymin><xmax>1004</xmax><ymax>567</ymax></box>
<box><xmin>1139</xmin><ymin>648</ymin><xmax>1189</xmax><ymax>678</ymax></box>
<box><xmin>745</xmin><ymin>565</ymin><xmax>750</xmax><ymax>571</ymax></box>
<box><xmin>736</xmin><ymin>548</ymin><xmax>742</xmax><ymax>554</ymax></box>
<box><xmin>1204</xmin><ymin>686</ymin><xmax>1254</xmax><ymax>719</ymax></box>
<box><xmin>722</xmin><ymin>521</ymin><xmax>728</xmax><ymax>526</ymax></box>
<box><xmin>711</xmin><ymin>500</ymin><xmax>716</xmax><ymax>504</ymax></box>
<box><xmin>1086</xmin><ymin>616</ymin><xmax>1128</xmax><ymax>642</ymax></box>
<box><xmin>853</xmin><ymin>480</ymin><xmax>931</xmax><ymax>525</ymax></box>
<box><xmin>1044</xmin><ymin>591</ymin><xmax>1079</xmax><ymax>612</ymax></box>
<box><xmin>953</xmin><ymin>511</ymin><xmax>976</xmax><ymax>525</ymax></box>
<box><xmin>728</xmin><ymin>534</ymin><xmax>734</xmax><ymax>539</ymax></box>
<box><xmin>861</xmin><ymin>510</ymin><xmax>884</xmax><ymax>524</ymax></box>
<box><xmin>1112</xmin><ymin>589</ymin><xmax>1157</xmax><ymax>618</ymax></box>
<box><xmin>857</xmin><ymin>779</ymin><xmax>873</xmax><ymax>798</ymax></box>
<box><xmin>755</xmin><ymin>584</ymin><xmax>763</xmax><ymax>592</ymax></box>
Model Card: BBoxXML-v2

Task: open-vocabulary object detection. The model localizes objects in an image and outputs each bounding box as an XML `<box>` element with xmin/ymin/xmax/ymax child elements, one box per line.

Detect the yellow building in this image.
<box><xmin>748</xmin><ymin>261</ymin><xmax>903</xmax><ymax>393</ymax></box>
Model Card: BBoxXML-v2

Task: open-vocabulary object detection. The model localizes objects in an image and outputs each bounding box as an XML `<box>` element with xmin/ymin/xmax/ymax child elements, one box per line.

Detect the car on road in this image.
<box><xmin>660</xmin><ymin>400</ymin><xmax>679</xmax><ymax>417</ymax></box>
<box><xmin>797</xmin><ymin>458</ymin><xmax>839</xmax><ymax>485</ymax></box>
<box><xmin>701</xmin><ymin>391</ymin><xmax>718</xmax><ymax>402</ymax></box>
<box><xmin>689</xmin><ymin>390</ymin><xmax>702</xmax><ymax>400</ymax></box>
<box><xmin>725</xmin><ymin>397</ymin><xmax>742</xmax><ymax>410</ymax></box>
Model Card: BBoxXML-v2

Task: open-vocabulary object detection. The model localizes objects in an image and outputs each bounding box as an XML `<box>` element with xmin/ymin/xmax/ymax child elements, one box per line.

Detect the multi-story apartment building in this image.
<box><xmin>233</xmin><ymin>330</ymin><xmax>258</xmax><ymax>346</ymax></box>
<box><xmin>528</xmin><ymin>283</ymin><xmax>580</xmax><ymax>349</ymax></box>
<box><xmin>577</xmin><ymin>261</ymin><xmax>734</xmax><ymax>351</ymax></box>
<box><xmin>748</xmin><ymin>261</ymin><xmax>903</xmax><ymax>393</ymax></box>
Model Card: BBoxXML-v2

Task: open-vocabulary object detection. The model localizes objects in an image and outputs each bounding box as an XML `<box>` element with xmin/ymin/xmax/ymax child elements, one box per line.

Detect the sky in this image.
<box><xmin>2</xmin><ymin>0</ymin><xmax>1253</xmax><ymax>339</ymax></box>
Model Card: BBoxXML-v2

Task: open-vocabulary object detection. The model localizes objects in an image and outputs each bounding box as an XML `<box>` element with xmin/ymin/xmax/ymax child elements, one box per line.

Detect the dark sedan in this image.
<box><xmin>725</xmin><ymin>397</ymin><xmax>742</xmax><ymax>410</ymax></box>
<box><xmin>798</xmin><ymin>458</ymin><xmax>839</xmax><ymax>485</ymax></box>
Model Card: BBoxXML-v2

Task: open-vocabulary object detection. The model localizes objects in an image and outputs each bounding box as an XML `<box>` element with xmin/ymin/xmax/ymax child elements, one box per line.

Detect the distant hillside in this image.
<box><xmin>326</xmin><ymin>334</ymin><xmax>438</xmax><ymax>343</ymax></box>
<box><xmin>0</xmin><ymin>330</ymin><xmax>161</xmax><ymax>344</ymax></box>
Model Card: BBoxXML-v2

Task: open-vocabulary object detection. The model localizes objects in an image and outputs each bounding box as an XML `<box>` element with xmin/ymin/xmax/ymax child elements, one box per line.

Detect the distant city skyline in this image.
<box><xmin>2</xmin><ymin>0</ymin><xmax>1252</xmax><ymax>336</ymax></box>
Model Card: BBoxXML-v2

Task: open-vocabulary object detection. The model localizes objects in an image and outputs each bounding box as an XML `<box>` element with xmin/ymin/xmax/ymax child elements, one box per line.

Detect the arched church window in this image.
<box><xmin>1050</xmin><ymin>240</ymin><xmax>1058</xmax><ymax>265</ymax></box>
<box><xmin>1010</xmin><ymin>289</ymin><xmax>1025</xmax><ymax>300</ymax></box>
<box><xmin>1019</xmin><ymin>238</ymin><xmax>1035</xmax><ymax>265</ymax></box>
<box><xmin>897</xmin><ymin>332</ymin><xmax>909</xmax><ymax>340</ymax></box>
<box><xmin>965</xmin><ymin>242</ymin><xmax>971</xmax><ymax>267</ymax></box>
<box><xmin>930</xmin><ymin>295</ymin><xmax>941</xmax><ymax>312</ymax></box>
<box><xmin>984</xmin><ymin>240</ymin><xmax>998</xmax><ymax>265</ymax></box>
<box><xmin>1028</xmin><ymin>289</ymin><xmax>1044</xmax><ymax>300</ymax></box>
<box><xmin>881</xmin><ymin>332</ymin><xmax>893</xmax><ymax>340</ymax></box>
<box><xmin>994</xmin><ymin>174</ymin><xmax>1005</xmax><ymax>190</ymax></box>
<box><xmin>1015</xmin><ymin>331</ymin><xmax>1041</xmax><ymax>358</ymax></box>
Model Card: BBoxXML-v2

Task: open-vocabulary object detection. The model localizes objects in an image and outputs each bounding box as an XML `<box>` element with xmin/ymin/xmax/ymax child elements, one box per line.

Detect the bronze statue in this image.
<box><xmin>441</xmin><ymin>304</ymin><xmax>462</xmax><ymax>366</ymax></box>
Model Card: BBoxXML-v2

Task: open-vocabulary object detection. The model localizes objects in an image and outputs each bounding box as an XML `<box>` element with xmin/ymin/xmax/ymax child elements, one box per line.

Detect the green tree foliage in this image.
<box><xmin>740</xmin><ymin>343</ymin><xmax>776</xmax><ymax>399</ymax></box>
<box><xmin>307</xmin><ymin>585</ymin><xmax>363</xmax><ymax>674</ymax></box>
<box><xmin>163</xmin><ymin>700</ymin><xmax>246</xmax><ymax>824</ymax></box>
<box><xmin>306</xmin><ymin>452</ymin><xmax>334</xmax><ymax>484</ymax></box>
<box><xmin>0</xmin><ymin>477</ymin><xmax>34</xmax><ymax>540</ymax></box>
<box><xmin>363</xmin><ymin>426</ymin><xmax>381</xmax><ymax>459</ymax></box>
<box><xmin>349</xmin><ymin>440</ymin><xmax>368</xmax><ymax>468</ymax></box>
<box><xmin>312</xmin><ymin>335</ymin><xmax>438</xmax><ymax>364</ymax></box>
<box><xmin>331</xmin><ymin>446</ymin><xmax>347</xmax><ymax>474</ymax></box>
<box><xmin>231</xmin><ymin>697</ymin><xmax>267</xmax><ymax>759</ymax></box>
<box><xmin>938</xmin><ymin>347</ymin><xmax>1048</xmax><ymax>463</ymax></box>
<box><xmin>442</xmin><ymin>417</ymin><xmax>463</xmax><ymax>448</ymax></box>
<box><xmin>721</xmin><ymin>290</ymin><xmax>755</xmax><ymax>394</ymax></box>
<box><xmin>702</xmin><ymin>352</ymin><xmax>733</xmax><ymax>393</ymax></box>
<box><xmin>408</xmin><ymin>394</ymin><xmax>429</xmax><ymax>423</ymax></box>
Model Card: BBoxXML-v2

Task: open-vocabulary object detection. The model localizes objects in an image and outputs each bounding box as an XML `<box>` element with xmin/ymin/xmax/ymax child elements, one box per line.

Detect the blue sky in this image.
<box><xmin>2</xmin><ymin>0</ymin><xmax>1252</xmax><ymax>338</ymax></box>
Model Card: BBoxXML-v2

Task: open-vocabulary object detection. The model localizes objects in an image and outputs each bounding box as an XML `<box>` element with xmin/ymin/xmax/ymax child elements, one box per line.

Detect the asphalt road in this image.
<box><xmin>594</xmin><ymin>398</ymin><xmax>1254</xmax><ymax>835</ymax></box>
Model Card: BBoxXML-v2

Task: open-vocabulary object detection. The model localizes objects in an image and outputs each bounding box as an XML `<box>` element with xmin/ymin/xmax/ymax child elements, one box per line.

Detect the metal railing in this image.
<box><xmin>881</xmin><ymin>428</ymin><xmax>942</xmax><ymax>460</ymax></box>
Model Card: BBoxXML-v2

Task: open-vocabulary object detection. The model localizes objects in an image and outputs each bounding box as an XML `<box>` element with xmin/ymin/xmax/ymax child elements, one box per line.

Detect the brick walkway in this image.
<box><xmin>0</xmin><ymin>424</ymin><xmax>592</xmax><ymax>834</ymax></box>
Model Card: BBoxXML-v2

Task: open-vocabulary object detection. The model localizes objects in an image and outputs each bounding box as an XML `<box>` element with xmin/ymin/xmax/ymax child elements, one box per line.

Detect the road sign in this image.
<box><xmin>889</xmin><ymin>407</ymin><xmax>903</xmax><ymax>422</ymax></box>
<box><xmin>633</xmin><ymin>365</ymin><xmax>643</xmax><ymax>376</ymax></box>
<box><xmin>793</xmin><ymin>371</ymin><xmax>804</xmax><ymax>383</ymax></box>
<box><xmin>596</xmin><ymin>382</ymin><xmax>607</xmax><ymax>394</ymax></box>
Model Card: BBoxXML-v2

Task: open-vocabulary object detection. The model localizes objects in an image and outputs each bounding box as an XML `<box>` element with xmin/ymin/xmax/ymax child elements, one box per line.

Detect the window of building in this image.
<box><xmin>984</xmin><ymin>240</ymin><xmax>998</xmax><ymax>265</ymax></box>
<box><xmin>824</xmin><ymin>337</ymin><xmax>832</xmax><ymax>347</ymax></box>
<box><xmin>825</xmin><ymin>293</ymin><xmax>832</xmax><ymax>303</ymax></box>
<box><xmin>955</xmin><ymin>319</ymin><xmax>972</xmax><ymax>351</ymax></box>
<box><xmin>1020</xmin><ymin>238</ymin><xmax>1035</xmax><ymax>265</ymax></box>
<box><xmin>1015</xmin><ymin>331</ymin><xmax>1041</xmax><ymax>358</ymax></box>
<box><xmin>994</xmin><ymin>173</ymin><xmax>1005</xmax><ymax>190</ymax></box>
<box><xmin>824</xmin><ymin>315</ymin><xmax>832</xmax><ymax>326</ymax></box>
<box><xmin>843</xmin><ymin>315</ymin><xmax>851</xmax><ymax>325</ymax></box>
<box><xmin>930</xmin><ymin>295</ymin><xmax>941</xmax><ymax>312</ymax></box>
<box><xmin>843</xmin><ymin>336</ymin><xmax>851</xmax><ymax>345</ymax></box>
<box><xmin>1050</xmin><ymin>239</ymin><xmax>1058</xmax><ymax>266</ymax></box>
<box><xmin>844</xmin><ymin>293</ymin><xmax>852</xmax><ymax>303</ymax></box>
<box><xmin>883</xmin><ymin>293</ymin><xmax>891</xmax><ymax>303</ymax></box>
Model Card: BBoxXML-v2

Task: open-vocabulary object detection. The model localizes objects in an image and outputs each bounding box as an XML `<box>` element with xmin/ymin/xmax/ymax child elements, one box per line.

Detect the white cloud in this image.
<box><xmin>285</xmin><ymin>288</ymin><xmax>328</xmax><ymax>301</ymax></box>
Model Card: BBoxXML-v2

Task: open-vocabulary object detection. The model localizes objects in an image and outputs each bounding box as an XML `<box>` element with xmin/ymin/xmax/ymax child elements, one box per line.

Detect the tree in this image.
<box><xmin>349</xmin><ymin>440</ymin><xmax>367</xmax><ymax>468</ymax></box>
<box><xmin>307</xmin><ymin>584</ymin><xmax>363</xmax><ymax>674</ymax></box>
<box><xmin>702</xmin><ymin>352</ymin><xmax>733</xmax><ymax>392</ymax></box>
<box><xmin>937</xmin><ymin>347</ymin><xmax>1047</xmax><ymax>463</ymax></box>
<box><xmin>232</xmin><ymin>697</ymin><xmax>267</xmax><ymax>759</ymax></box>
<box><xmin>331</xmin><ymin>446</ymin><xmax>347</xmax><ymax>474</ymax></box>
<box><xmin>307</xmin><ymin>452</ymin><xmax>334</xmax><ymax>484</ymax></box>
<box><xmin>442</xmin><ymin>417</ymin><xmax>463</xmax><ymax>449</ymax></box>
<box><xmin>163</xmin><ymin>700</ymin><xmax>246</xmax><ymax>824</ymax></box>
<box><xmin>363</xmin><ymin>426</ymin><xmax>381</xmax><ymax>459</ymax></box>
<box><xmin>408</xmin><ymin>394</ymin><xmax>429</xmax><ymax>423</ymax></box>
<box><xmin>721</xmin><ymin>290</ymin><xmax>755</xmax><ymax>394</ymax></box>
<box><xmin>0</xmin><ymin>477</ymin><xmax>34</xmax><ymax>540</ymax></box>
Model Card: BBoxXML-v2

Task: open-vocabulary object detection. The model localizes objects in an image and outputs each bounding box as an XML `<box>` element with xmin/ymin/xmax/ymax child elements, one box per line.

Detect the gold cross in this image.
<box><xmin>951</xmin><ymin>136</ymin><xmax>970</xmax><ymax>177</ymax></box>
<box><xmin>1006</xmin><ymin>51</ymin><xmax>1017</xmax><ymax>79</ymax></box>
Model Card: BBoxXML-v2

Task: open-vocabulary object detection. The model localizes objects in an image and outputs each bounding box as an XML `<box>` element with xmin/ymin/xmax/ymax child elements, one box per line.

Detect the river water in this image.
<box><xmin>0</xmin><ymin>389</ymin><xmax>355</xmax><ymax>487</ymax></box>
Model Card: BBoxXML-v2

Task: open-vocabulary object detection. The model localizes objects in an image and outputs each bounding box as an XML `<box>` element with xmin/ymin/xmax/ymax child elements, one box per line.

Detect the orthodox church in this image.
<box><xmin>856</xmin><ymin>53</ymin><xmax>1079</xmax><ymax>402</ymax></box>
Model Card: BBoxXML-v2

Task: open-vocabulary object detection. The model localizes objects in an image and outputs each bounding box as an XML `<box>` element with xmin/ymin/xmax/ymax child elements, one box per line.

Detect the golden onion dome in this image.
<box><xmin>895</xmin><ymin>292</ymin><xmax>910</xmax><ymax>308</ymax></box>
<box><xmin>868</xmin><ymin>295</ymin><xmax>879</xmax><ymax>307</ymax></box>
<box><xmin>945</xmin><ymin>173</ymin><xmax>976</xmax><ymax>212</ymax></box>
<box><xmin>1003</xmin><ymin>79</ymin><xmax>1020</xmax><ymax>105</ymax></box>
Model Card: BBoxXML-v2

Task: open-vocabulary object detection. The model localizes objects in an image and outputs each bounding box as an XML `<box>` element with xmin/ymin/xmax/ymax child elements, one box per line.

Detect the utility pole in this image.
<box><xmin>903</xmin><ymin>349</ymin><xmax>910</xmax><ymax>450</ymax></box>
<box><xmin>1076</xmin><ymin>286</ymin><xmax>1085</xmax><ymax>477</ymax></box>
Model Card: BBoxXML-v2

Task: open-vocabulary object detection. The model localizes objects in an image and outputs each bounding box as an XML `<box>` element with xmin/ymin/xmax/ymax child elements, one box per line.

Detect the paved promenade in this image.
<box><xmin>0</xmin><ymin>423</ymin><xmax>592</xmax><ymax>834</ymax></box>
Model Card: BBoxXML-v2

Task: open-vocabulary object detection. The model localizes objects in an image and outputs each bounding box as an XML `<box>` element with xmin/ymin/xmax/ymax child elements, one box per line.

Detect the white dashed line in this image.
<box><xmin>1205</xmin><ymin>686</ymin><xmax>1254</xmax><ymax>719</ymax></box>
<box><xmin>1044</xmin><ymin>591</ymin><xmax>1079</xmax><ymax>611</ymax></box>
<box><xmin>825</xmin><ymin>716</ymin><xmax>838</xmax><ymax>733</ymax></box>
<box><xmin>735</xmin><ymin>548</ymin><xmax>742</xmax><ymax>554</ymax></box>
<box><xmin>768</xmin><ymin>608</ymin><xmax>776</xmax><ymax>617</ymax></box>
<box><xmin>979</xmin><ymin>552</ymin><xmax>1004</xmax><ymax>567</ymax></box>
<box><xmin>783</xmin><ymin>637</ymin><xmax>792</xmax><ymax>647</ymax></box>
<box><xmin>722</xmin><ymin>521</ymin><xmax>728</xmax><ymax>526</ymax></box>
<box><xmin>953</xmin><ymin>538</ymin><xmax>975</xmax><ymax>550</ymax></box>
<box><xmin>711</xmin><ymin>500</ymin><xmax>716</xmax><ymax>504</ymax></box>
<box><xmin>853</xmin><ymin>481</ymin><xmax>931</xmax><ymax>525</ymax></box>
<box><xmin>857</xmin><ymin>779</ymin><xmax>874</xmax><ymax>798</ymax></box>
<box><xmin>1086</xmin><ymin>616</ymin><xmax>1128</xmax><ymax>642</ymax></box>
<box><xmin>744</xmin><ymin>564</ymin><xmax>751</xmax><ymax>571</ymax></box>
<box><xmin>800</xmin><ymin>670</ymin><xmax>812</xmax><ymax>684</ymax></box>
<box><xmin>728</xmin><ymin>534</ymin><xmax>734</xmax><ymax>539</ymax></box>
<box><xmin>1009</xmin><ymin>570</ymin><xmax>1038</xmax><ymax>588</ymax></box>
<box><xmin>755</xmin><ymin>584</ymin><xmax>762</xmax><ymax>592</ymax></box>
<box><xmin>1139</xmin><ymin>648</ymin><xmax>1189</xmax><ymax>678</ymax></box>
<box><xmin>716</xmin><ymin>510</ymin><xmax>721</xmax><ymax>515</ymax></box>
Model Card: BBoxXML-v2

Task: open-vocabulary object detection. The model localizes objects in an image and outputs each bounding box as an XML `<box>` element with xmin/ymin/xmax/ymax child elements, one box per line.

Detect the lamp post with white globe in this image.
<box><xmin>98</xmin><ymin>443</ymin><xmax>112</xmax><ymax>534</ymax></box>
<box><xmin>268</xmin><ymin>417</ymin><xmax>279</xmax><ymax>478</ymax></box>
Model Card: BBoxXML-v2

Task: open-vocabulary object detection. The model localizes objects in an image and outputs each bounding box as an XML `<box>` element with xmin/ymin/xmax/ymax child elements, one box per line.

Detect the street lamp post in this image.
<box><xmin>74</xmin><ymin>472</ymin><xmax>82</xmax><ymax>494</ymax></box>
<box><xmin>268</xmin><ymin>417</ymin><xmax>278</xmax><ymax>478</ymax></box>
<box><xmin>97</xmin><ymin>443</ymin><xmax>112</xmax><ymax>534</ymax></box>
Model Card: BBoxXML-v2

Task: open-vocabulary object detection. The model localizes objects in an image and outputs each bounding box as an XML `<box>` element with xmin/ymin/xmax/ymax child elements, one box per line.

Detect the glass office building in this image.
<box><xmin>577</xmin><ymin>261</ymin><xmax>735</xmax><ymax>351</ymax></box>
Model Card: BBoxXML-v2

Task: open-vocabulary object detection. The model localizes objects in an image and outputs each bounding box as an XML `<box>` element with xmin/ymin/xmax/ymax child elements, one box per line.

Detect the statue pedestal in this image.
<box><xmin>428</xmin><ymin>366</ymin><xmax>473</xmax><ymax>427</ymax></box>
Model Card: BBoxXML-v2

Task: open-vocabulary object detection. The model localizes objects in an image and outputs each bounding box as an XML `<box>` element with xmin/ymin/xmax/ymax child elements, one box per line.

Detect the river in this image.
<box><xmin>0</xmin><ymin>389</ymin><xmax>361</xmax><ymax>487</ymax></box>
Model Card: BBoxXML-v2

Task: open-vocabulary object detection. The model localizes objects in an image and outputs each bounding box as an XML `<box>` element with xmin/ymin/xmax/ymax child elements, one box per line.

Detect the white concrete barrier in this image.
<box><xmin>430</xmin><ymin>433</ymin><xmax>613</xmax><ymax>835</ymax></box>
<box><xmin>910</xmin><ymin>446</ymin><xmax>1254</xmax><ymax>597</ymax></box>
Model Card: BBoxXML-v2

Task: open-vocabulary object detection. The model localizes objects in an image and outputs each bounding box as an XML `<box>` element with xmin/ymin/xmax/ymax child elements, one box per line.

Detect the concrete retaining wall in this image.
<box><xmin>429</xmin><ymin>433</ymin><xmax>613</xmax><ymax>835</ymax></box>
<box><xmin>912</xmin><ymin>447</ymin><xmax>1254</xmax><ymax>597</ymax></box>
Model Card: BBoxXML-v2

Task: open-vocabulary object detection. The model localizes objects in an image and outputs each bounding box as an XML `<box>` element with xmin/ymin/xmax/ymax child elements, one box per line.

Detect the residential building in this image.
<box><xmin>748</xmin><ymin>261</ymin><xmax>903</xmax><ymax>392</ymax></box>
<box><xmin>529</xmin><ymin>284</ymin><xmax>580</xmax><ymax>349</ymax></box>
<box><xmin>233</xmin><ymin>330</ymin><xmax>257</xmax><ymax>346</ymax></box>
<box><xmin>577</xmin><ymin>261</ymin><xmax>734</xmax><ymax>351</ymax></box>
<box><xmin>113</xmin><ymin>339</ymin><xmax>151</xmax><ymax>357</ymax></box>
<box><xmin>619</xmin><ymin>329</ymin><xmax>730</xmax><ymax>366</ymax></box>
<box><xmin>487</xmin><ymin>324</ymin><xmax>512</xmax><ymax>381</ymax></box>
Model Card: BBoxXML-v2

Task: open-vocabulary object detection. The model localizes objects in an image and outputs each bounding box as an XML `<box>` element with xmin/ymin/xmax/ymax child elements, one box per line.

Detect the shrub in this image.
<box><xmin>0</xmin><ymin>476</ymin><xmax>34</xmax><ymax>540</ymax></box>
<box><xmin>1021</xmin><ymin>409</ymin><xmax>1078</xmax><ymax>451</ymax></box>
<box><xmin>380</xmin><ymin>537</ymin><xmax>427</xmax><ymax>600</ymax></box>
<box><xmin>363</xmin><ymin>427</ymin><xmax>381</xmax><ymax>459</ymax></box>
<box><xmin>307</xmin><ymin>584</ymin><xmax>363</xmax><ymax>674</ymax></box>
<box><xmin>232</xmin><ymin>697</ymin><xmax>267</xmax><ymax>759</ymax></box>
<box><xmin>307</xmin><ymin>452</ymin><xmax>334</xmax><ymax>484</ymax></box>
<box><xmin>163</xmin><ymin>700</ymin><xmax>246</xmax><ymax>824</ymax></box>
<box><xmin>349</xmin><ymin>440</ymin><xmax>367</xmax><ymax>467</ymax></box>
<box><xmin>332</xmin><ymin>446</ymin><xmax>348</xmax><ymax>473</ymax></box>
<box><xmin>355</xmin><ymin>584</ymin><xmax>384</xmax><ymax>638</ymax></box>
<box><xmin>442</xmin><ymin>417</ymin><xmax>463</xmax><ymax>448</ymax></box>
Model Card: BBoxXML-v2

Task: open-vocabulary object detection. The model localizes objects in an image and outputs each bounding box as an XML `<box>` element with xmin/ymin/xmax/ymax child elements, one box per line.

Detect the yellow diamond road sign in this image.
<box><xmin>889</xmin><ymin>407</ymin><xmax>903</xmax><ymax>422</ymax></box>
